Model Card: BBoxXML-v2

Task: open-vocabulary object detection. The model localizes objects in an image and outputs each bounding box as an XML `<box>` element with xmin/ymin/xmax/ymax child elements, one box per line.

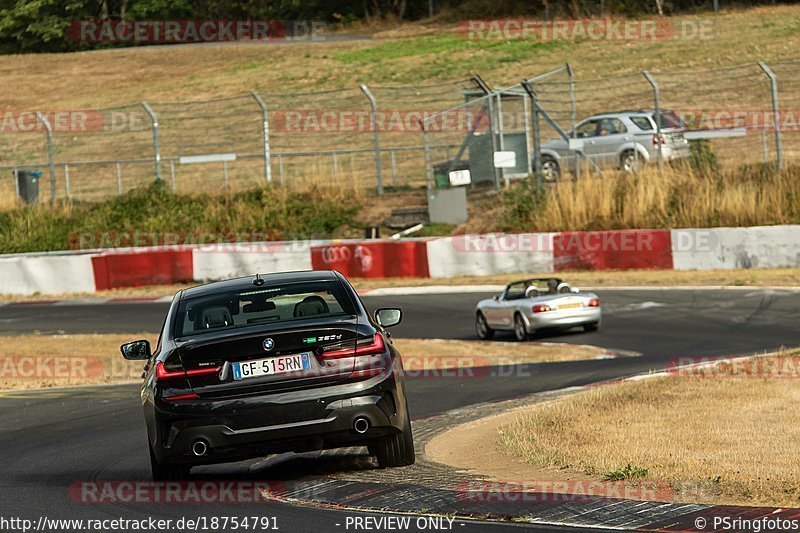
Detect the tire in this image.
<box><xmin>370</xmin><ymin>405</ymin><xmax>415</xmax><ymax>468</ymax></box>
<box><xmin>513</xmin><ymin>313</ymin><xmax>529</xmax><ymax>342</ymax></box>
<box><xmin>620</xmin><ymin>150</ymin><xmax>641</xmax><ymax>174</ymax></box>
<box><xmin>583</xmin><ymin>322</ymin><xmax>599</xmax><ymax>332</ymax></box>
<box><xmin>541</xmin><ymin>156</ymin><xmax>560</xmax><ymax>182</ymax></box>
<box><xmin>149</xmin><ymin>443</ymin><xmax>191</xmax><ymax>481</ymax></box>
<box><xmin>475</xmin><ymin>312</ymin><xmax>495</xmax><ymax>340</ymax></box>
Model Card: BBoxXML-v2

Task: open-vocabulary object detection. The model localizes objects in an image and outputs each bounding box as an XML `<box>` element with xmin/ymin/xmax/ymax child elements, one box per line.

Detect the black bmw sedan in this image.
<box><xmin>121</xmin><ymin>270</ymin><xmax>413</xmax><ymax>480</ymax></box>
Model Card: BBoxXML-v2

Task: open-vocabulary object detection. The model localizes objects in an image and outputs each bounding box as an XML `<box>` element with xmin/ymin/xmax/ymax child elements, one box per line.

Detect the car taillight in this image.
<box><xmin>322</xmin><ymin>333</ymin><xmax>386</xmax><ymax>358</ymax></box>
<box><xmin>532</xmin><ymin>304</ymin><xmax>552</xmax><ymax>313</ymax></box>
<box><xmin>588</xmin><ymin>298</ymin><xmax>600</xmax><ymax>307</ymax></box>
<box><xmin>155</xmin><ymin>361</ymin><xmax>184</xmax><ymax>381</ymax></box>
<box><xmin>652</xmin><ymin>133</ymin><xmax>666</xmax><ymax>145</ymax></box>
<box><xmin>155</xmin><ymin>361</ymin><xmax>220</xmax><ymax>381</ymax></box>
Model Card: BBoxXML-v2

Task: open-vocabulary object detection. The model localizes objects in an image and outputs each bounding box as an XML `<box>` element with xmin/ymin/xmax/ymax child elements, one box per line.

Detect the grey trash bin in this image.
<box><xmin>16</xmin><ymin>170</ymin><xmax>42</xmax><ymax>204</ymax></box>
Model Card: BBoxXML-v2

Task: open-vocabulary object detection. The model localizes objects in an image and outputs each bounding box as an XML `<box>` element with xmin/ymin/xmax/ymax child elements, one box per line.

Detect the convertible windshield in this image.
<box><xmin>175</xmin><ymin>280</ymin><xmax>356</xmax><ymax>338</ymax></box>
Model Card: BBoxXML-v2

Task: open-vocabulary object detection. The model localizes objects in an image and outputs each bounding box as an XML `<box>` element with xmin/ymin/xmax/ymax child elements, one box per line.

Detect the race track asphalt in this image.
<box><xmin>1</xmin><ymin>288</ymin><xmax>799</xmax><ymax>532</ymax></box>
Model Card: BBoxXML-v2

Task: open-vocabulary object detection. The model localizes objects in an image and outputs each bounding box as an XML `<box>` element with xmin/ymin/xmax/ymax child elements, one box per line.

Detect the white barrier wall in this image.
<box><xmin>0</xmin><ymin>255</ymin><xmax>96</xmax><ymax>295</ymax></box>
<box><xmin>426</xmin><ymin>233</ymin><xmax>555</xmax><ymax>278</ymax></box>
<box><xmin>672</xmin><ymin>225</ymin><xmax>800</xmax><ymax>270</ymax></box>
<box><xmin>192</xmin><ymin>245</ymin><xmax>313</xmax><ymax>282</ymax></box>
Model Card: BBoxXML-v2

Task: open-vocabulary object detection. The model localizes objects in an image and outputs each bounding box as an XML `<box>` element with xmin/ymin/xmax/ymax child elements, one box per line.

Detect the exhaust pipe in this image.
<box><xmin>192</xmin><ymin>440</ymin><xmax>208</xmax><ymax>456</ymax></box>
<box><xmin>353</xmin><ymin>417</ymin><xmax>370</xmax><ymax>434</ymax></box>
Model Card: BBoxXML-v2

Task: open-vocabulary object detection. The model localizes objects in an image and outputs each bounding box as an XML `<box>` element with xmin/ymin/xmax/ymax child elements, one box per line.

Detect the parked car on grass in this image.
<box><xmin>538</xmin><ymin>109</ymin><xmax>690</xmax><ymax>180</ymax></box>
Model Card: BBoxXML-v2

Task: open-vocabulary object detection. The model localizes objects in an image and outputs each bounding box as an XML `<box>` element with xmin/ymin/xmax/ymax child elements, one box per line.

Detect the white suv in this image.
<box><xmin>538</xmin><ymin>109</ymin><xmax>690</xmax><ymax>180</ymax></box>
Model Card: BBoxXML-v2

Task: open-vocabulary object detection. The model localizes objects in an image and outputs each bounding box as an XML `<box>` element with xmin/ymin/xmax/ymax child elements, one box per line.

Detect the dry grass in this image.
<box><xmin>498</xmin><ymin>351</ymin><xmax>800</xmax><ymax>506</ymax></box>
<box><xmin>1</xmin><ymin>268</ymin><xmax>798</xmax><ymax>301</ymax></box>
<box><xmin>503</xmin><ymin>165</ymin><xmax>800</xmax><ymax>232</ymax></box>
<box><xmin>0</xmin><ymin>334</ymin><xmax>602</xmax><ymax>390</ymax></box>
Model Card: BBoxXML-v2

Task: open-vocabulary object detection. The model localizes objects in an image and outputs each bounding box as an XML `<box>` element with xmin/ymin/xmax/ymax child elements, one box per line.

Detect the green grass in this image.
<box><xmin>604</xmin><ymin>464</ymin><xmax>649</xmax><ymax>481</ymax></box>
<box><xmin>0</xmin><ymin>183</ymin><xmax>362</xmax><ymax>254</ymax></box>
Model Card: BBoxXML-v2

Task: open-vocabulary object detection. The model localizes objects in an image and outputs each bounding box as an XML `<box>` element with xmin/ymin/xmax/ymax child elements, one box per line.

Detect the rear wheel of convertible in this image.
<box><xmin>475</xmin><ymin>312</ymin><xmax>495</xmax><ymax>340</ymax></box>
<box><xmin>149</xmin><ymin>443</ymin><xmax>191</xmax><ymax>481</ymax></box>
<box><xmin>514</xmin><ymin>313</ymin><xmax>529</xmax><ymax>342</ymax></box>
<box><xmin>370</xmin><ymin>405</ymin><xmax>415</xmax><ymax>468</ymax></box>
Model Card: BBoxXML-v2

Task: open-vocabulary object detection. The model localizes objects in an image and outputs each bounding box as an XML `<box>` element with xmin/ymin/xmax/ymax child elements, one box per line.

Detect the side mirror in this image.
<box><xmin>375</xmin><ymin>308</ymin><xmax>402</xmax><ymax>328</ymax></box>
<box><xmin>121</xmin><ymin>340</ymin><xmax>151</xmax><ymax>360</ymax></box>
<box><xmin>493</xmin><ymin>295</ymin><xmax>500</xmax><ymax>301</ymax></box>
<box><xmin>572</xmin><ymin>287</ymin><xmax>580</xmax><ymax>293</ymax></box>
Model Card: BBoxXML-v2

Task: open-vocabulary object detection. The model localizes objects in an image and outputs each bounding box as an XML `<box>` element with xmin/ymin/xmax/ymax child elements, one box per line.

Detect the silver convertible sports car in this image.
<box><xmin>475</xmin><ymin>278</ymin><xmax>601</xmax><ymax>341</ymax></box>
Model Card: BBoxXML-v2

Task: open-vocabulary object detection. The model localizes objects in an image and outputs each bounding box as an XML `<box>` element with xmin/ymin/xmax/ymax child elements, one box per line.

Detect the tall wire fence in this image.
<box><xmin>1</xmin><ymin>61</ymin><xmax>797</xmax><ymax>204</ymax></box>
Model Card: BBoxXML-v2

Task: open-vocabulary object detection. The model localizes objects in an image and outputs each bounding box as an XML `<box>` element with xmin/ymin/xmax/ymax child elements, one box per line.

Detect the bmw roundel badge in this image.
<box><xmin>263</xmin><ymin>338</ymin><xmax>275</xmax><ymax>351</ymax></box>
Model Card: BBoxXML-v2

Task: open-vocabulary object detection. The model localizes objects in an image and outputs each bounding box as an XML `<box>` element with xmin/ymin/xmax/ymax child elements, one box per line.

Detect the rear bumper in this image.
<box><xmin>525</xmin><ymin>308</ymin><xmax>602</xmax><ymax>331</ymax></box>
<box><xmin>149</xmin><ymin>371</ymin><xmax>405</xmax><ymax>465</ymax></box>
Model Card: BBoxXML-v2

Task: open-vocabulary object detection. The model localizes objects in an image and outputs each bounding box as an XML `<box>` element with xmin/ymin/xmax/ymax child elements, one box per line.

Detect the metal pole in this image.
<box><xmin>761</xmin><ymin>131</ymin><xmax>768</xmax><ymax>163</ymax></box>
<box><xmin>169</xmin><ymin>159</ymin><xmax>176</xmax><ymax>192</ymax></box>
<box><xmin>64</xmin><ymin>164</ymin><xmax>71</xmax><ymax>199</ymax></box>
<box><xmin>360</xmin><ymin>84</ymin><xmax>383</xmax><ymax>194</ymax></box>
<box><xmin>758</xmin><ymin>61</ymin><xmax>783</xmax><ymax>170</ymax></box>
<box><xmin>428</xmin><ymin>0</ymin><xmax>434</xmax><ymax>18</ymax></box>
<box><xmin>278</xmin><ymin>154</ymin><xmax>284</xmax><ymax>186</ymax></box>
<box><xmin>35</xmin><ymin>112</ymin><xmax>56</xmax><ymax>202</ymax></box>
<box><xmin>521</xmin><ymin>81</ymin><xmax>542</xmax><ymax>193</ymax></box>
<box><xmin>116</xmin><ymin>162</ymin><xmax>122</xmax><ymax>195</ymax></box>
<box><xmin>13</xmin><ymin>168</ymin><xmax>19</xmax><ymax>203</ymax></box>
<box><xmin>486</xmin><ymin>93</ymin><xmax>501</xmax><ymax>190</ymax></box>
<box><xmin>713</xmin><ymin>0</ymin><xmax>719</xmax><ymax>12</ymax></box>
<box><xmin>141</xmin><ymin>102</ymin><xmax>162</xmax><ymax>182</ymax></box>
<box><xmin>522</xmin><ymin>94</ymin><xmax>532</xmax><ymax>176</ymax></box>
<box><xmin>251</xmin><ymin>92</ymin><xmax>272</xmax><ymax>184</ymax></box>
<box><xmin>390</xmin><ymin>150</ymin><xmax>397</xmax><ymax>186</ymax></box>
<box><xmin>642</xmin><ymin>71</ymin><xmax>663</xmax><ymax>171</ymax></box>
<box><xmin>223</xmin><ymin>161</ymin><xmax>229</xmax><ymax>187</ymax></box>
<box><xmin>496</xmin><ymin>91</ymin><xmax>508</xmax><ymax>187</ymax></box>
<box><xmin>566</xmin><ymin>63</ymin><xmax>580</xmax><ymax>180</ymax></box>
<box><xmin>420</xmin><ymin>120</ymin><xmax>434</xmax><ymax>192</ymax></box>
<box><xmin>332</xmin><ymin>152</ymin><xmax>339</xmax><ymax>182</ymax></box>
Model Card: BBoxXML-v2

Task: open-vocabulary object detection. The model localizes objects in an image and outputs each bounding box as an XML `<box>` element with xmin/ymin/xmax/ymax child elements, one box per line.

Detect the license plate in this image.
<box><xmin>558</xmin><ymin>303</ymin><xmax>582</xmax><ymax>309</ymax></box>
<box><xmin>232</xmin><ymin>353</ymin><xmax>311</xmax><ymax>380</ymax></box>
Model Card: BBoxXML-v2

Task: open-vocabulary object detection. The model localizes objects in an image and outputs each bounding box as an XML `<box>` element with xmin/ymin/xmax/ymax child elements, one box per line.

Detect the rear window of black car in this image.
<box><xmin>175</xmin><ymin>280</ymin><xmax>356</xmax><ymax>338</ymax></box>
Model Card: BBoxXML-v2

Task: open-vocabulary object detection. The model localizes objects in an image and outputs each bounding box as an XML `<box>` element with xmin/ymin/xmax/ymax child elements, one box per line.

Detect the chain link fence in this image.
<box><xmin>1</xmin><ymin>61</ymin><xmax>797</xmax><ymax>204</ymax></box>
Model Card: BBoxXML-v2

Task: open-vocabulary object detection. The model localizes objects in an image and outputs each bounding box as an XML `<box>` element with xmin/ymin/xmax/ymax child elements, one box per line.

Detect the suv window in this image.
<box><xmin>630</xmin><ymin>116</ymin><xmax>654</xmax><ymax>131</ymax></box>
<box><xmin>597</xmin><ymin>118</ymin><xmax>627</xmax><ymax>135</ymax></box>
<box><xmin>175</xmin><ymin>280</ymin><xmax>356</xmax><ymax>338</ymax></box>
<box><xmin>576</xmin><ymin>120</ymin><xmax>598</xmax><ymax>138</ymax></box>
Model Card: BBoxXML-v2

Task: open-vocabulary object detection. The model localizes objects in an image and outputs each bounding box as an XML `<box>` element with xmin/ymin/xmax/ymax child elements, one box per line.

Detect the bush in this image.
<box><xmin>0</xmin><ymin>183</ymin><xmax>361</xmax><ymax>254</ymax></box>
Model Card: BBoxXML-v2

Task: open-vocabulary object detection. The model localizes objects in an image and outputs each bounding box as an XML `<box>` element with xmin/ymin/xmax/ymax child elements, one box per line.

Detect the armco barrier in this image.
<box><xmin>92</xmin><ymin>250</ymin><xmax>194</xmax><ymax>290</ymax></box>
<box><xmin>554</xmin><ymin>229</ymin><xmax>673</xmax><ymax>271</ymax></box>
<box><xmin>192</xmin><ymin>243</ymin><xmax>313</xmax><ymax>282</ymax></box>
<box><xmin>3</xmin><ymin>225</ymin><xmax>800</xmax><ymax>296</ymax></box>
<box><xmin>0</xmin><ymin>254</ymin><xmax>96</xmax><ymax>295</ymax></box>
<box><xmin>311</xmin><ymin>241</ymin><xmax>429</xmax><ymax>279</ymax></box>
<box><xmin>426</xmin><ymin>234</ymin><xmax>554</xmax><ymax>278</ymax></box>
<box><xmin>671</xmin><ymin>226</ymin><xmax>800</xmax><ymax>270</ymax></box>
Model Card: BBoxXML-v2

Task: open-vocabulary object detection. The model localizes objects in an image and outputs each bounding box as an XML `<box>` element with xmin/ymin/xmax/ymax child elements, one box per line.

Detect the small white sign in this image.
<box><xmin>568</xmin><ymin>138</ymin><xmax>584</xmax><ymax>151</ymax></box>
<box><xmin>179</xmin><ymin>153</ymin><xmax>237</xmax><ymax>164</ymax></box>
<box><xmin>449</xmin><ymin>169</ymin><xmax>471</xmax><ymax>186</ymax></box>
<box><xmin>493</xmin><ymin>151</ymin><xmax>517</xmax><ymax>168</ymax></box>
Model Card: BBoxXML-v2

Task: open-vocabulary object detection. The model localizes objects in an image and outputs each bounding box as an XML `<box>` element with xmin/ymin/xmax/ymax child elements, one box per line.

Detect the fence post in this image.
<box><xmin>360</xmin><ymin>84</ymin><xmax>383</xmax><ymax>195</ymax></box>
<box><xmin>64</xmin><ymin>164</ymin><xmax>71</xmax><ymax>199</ymax></box>
<box><xmin>251</xmin><ymin>92</ymin><xmax>272</xmax><ymax>184</ymax></box>
<box><xmin>642</xmin><ymin>71</ymin><xmax>663</xmax><ymax>171</ymax></box>
<box><xmin>35</xmin><ymin>112</ymin><xmax>57</xmax><ymax>202</ymax></box>
<box><xmin>566</xmin><ymin>63</ymin><xmax>580</xmax><ymax>180</ymax></box>
<box><xmin>141</xmin><ymin>102</ymin><xmax>162</xmax><ymax>182</ymax></box>
<box><xmin>115</xmin><ymin>162</ymin><xmax>123</xmax><ymax>195</ymax></box>
<box><xmin>420</xmin><ymin>119</ymin><xmax>433</xmax><ymax>192</ymax></box>
<box><xmin>758</xmin><ymin>61</ymin><xmax>783</xmax><ymax>170</ymax></box>
<box><xmin>521</xmin><ymin>81</ymin><xmax>542</xmax><ymax>193</ymax></box>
